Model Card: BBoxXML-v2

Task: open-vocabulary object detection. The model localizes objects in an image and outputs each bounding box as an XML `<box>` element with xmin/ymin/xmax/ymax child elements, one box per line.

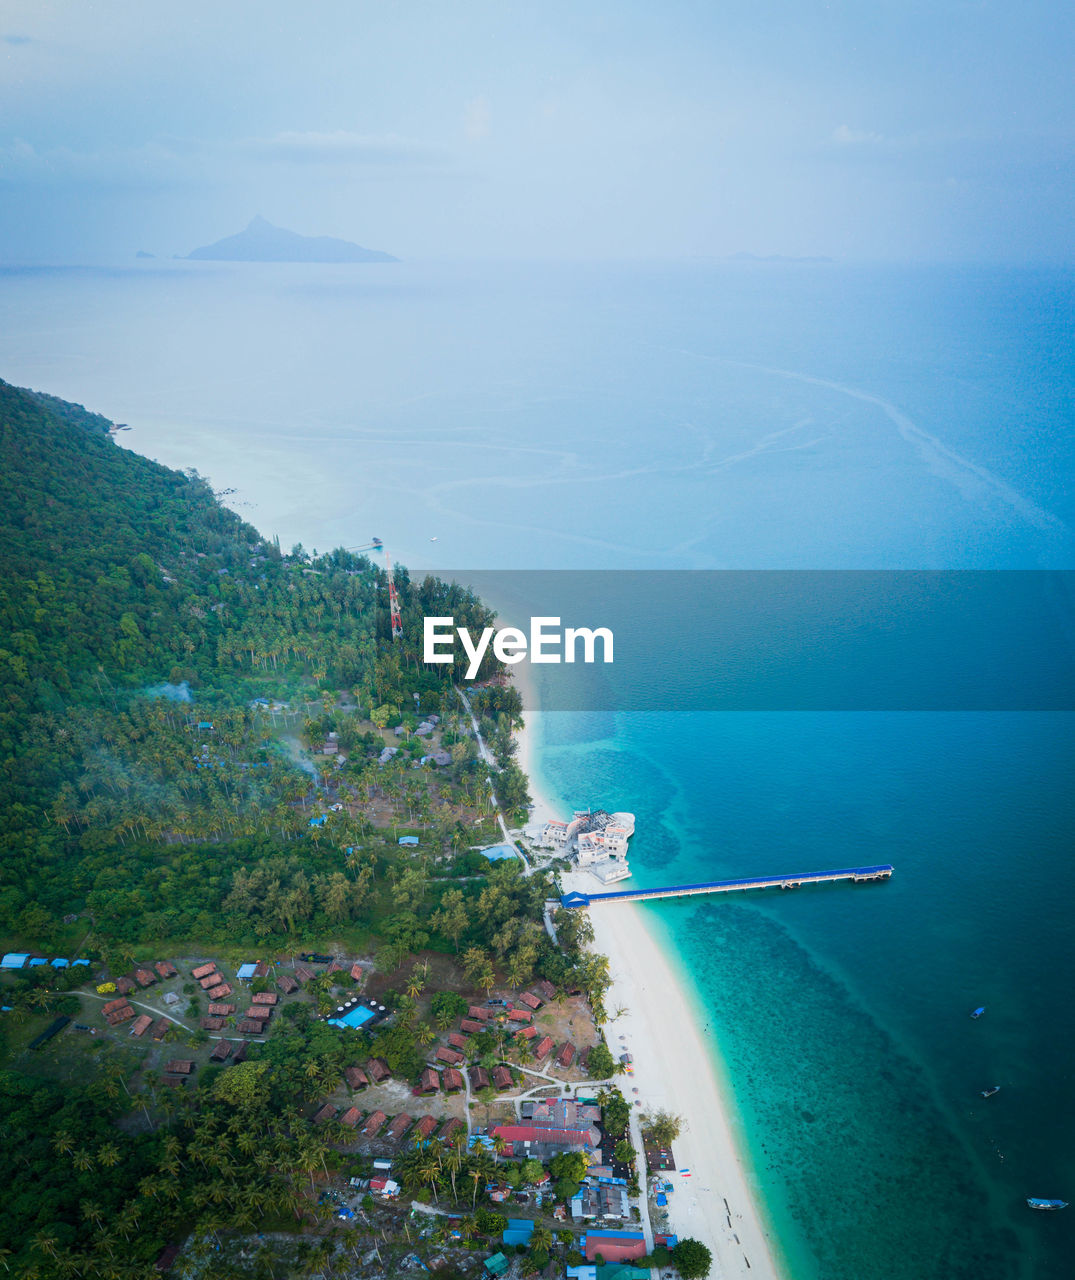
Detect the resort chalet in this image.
<box><xmin>340</xmin><ymin>1106</ymin><xmax>363</xmax><ymax>1128</ymax></box>
<box><xmin>386</xmin><ymin>1113</ymin><xmax>413</xmax><ymax>1143</ymax></box>
<box><xmin>362</xmin><ymin>1111</ymin><xmax>387</xmax><ymax>1138</ymax></box>
<box><xmin>344</xmin><ymin>1065</ymin><xmax>369</xmax><ymax>1089</ymax></box>
<box><xmin>412</xmin><ymin>1115</ymin><xmax>438</xmax><ymax>1142</ymax></box>
<box><xmin>418</xmin><ymin>1067</ymin><xmax>440</xmax><ymax>1094</ymax></box>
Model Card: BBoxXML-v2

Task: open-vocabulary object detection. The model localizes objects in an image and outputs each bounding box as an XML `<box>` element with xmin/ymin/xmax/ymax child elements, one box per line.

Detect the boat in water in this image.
<box><xmin>981</xmin><ymin>1086</ymin><xmax>1001</xmax><ymax>1098</ymax></box>
<box><xmin>1027</xmin><ymin>1199</ymin><xmax>1068</xmax><ymax>1211</ymax></box>
<box><xmin>971</xmin><ymin>1007</ymin><xmax>986</xmax><ymax>1019</ymax></box>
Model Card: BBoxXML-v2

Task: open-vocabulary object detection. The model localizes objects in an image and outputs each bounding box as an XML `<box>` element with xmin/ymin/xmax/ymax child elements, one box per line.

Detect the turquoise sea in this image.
<box><xmin>2</xmin><ymin>258</ymin><xmax>1072</xmax><ymax>1277</ymax></box>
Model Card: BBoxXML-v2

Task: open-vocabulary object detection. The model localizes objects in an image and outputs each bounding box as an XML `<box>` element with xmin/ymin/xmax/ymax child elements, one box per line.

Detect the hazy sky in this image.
<box><xmin>1</xmin><ymin>0</ymin><xmax>1071</xmax><ymax>263</ymax></box>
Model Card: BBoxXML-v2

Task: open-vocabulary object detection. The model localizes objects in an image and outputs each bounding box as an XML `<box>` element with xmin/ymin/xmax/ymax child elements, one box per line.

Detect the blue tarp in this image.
<box><xmin>236</xmin><ymin>963</ymin><xmax>258</xmax><ymax>980</ymax></box>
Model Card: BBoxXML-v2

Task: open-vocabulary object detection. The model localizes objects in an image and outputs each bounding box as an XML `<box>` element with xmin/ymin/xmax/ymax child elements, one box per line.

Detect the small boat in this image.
<box><xmin>981</xmin><ymin>1086</ymin><xmax>1001</xmax><ymax>1098</ymax></box>
<box><xmin>971</xmin><ymin>1007</ymin><xmax>986</xmax><ymax>1019</ymax></box>
<box><xmin>1027</xmin><ymin>1199</ymin><xmax>1068</xmax><ymax>1211</ymax></box>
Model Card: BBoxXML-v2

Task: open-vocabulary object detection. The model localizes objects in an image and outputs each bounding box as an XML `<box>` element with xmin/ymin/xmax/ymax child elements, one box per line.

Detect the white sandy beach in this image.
<box><xmin>514</xmin><ymin>690</ymin><xmax>781</xmax><ymax>1280</ymax></box>
<box><xmin>582</xmin><ymin>892</ymin><xmax>782</xmax><ymax>1280</ymax></box>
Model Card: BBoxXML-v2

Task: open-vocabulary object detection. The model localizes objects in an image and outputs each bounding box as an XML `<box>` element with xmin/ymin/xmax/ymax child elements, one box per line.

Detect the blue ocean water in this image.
<box><xmin>1</xmin><ymin>259</ymin><xmax>1072</xmax><ymax>1277</ymax></box>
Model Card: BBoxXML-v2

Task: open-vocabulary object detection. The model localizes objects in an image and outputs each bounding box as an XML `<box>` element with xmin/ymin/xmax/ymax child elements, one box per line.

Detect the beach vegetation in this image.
<box><xmin>646</xmin><ymin>1109</ymin><xmax>685</xmax><ymax>1147</ymax></box>
<box><xmin>672</xmin><ymin>1238</ymin><xmax>713</xmax><ymax>1279</ymax></box>
<box><xmin>586</xmin><ymin>1040</ymin><xmax>615</xmax><ymax>1078</ymax></box>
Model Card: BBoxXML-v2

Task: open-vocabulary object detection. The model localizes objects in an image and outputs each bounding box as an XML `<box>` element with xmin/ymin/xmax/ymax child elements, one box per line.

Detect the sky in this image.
<box><xmin>0</xmin><ymin>0</ymin><xmax>1072</xmax><ymax>264</ymax></box>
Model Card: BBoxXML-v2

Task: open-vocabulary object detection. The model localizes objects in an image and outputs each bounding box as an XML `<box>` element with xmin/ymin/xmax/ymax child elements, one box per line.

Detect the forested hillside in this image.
<box><xmin>0</xmin><ymin>378</ymin><xmax>509</xmax><ymax>954</ymax></box>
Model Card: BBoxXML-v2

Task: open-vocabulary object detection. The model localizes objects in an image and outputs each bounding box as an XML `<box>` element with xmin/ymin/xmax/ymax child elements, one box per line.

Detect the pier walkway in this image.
<box><xmin>559</xmin><ymin>864</ymin><xmax>893</xmax><ymax>908</ymax></box>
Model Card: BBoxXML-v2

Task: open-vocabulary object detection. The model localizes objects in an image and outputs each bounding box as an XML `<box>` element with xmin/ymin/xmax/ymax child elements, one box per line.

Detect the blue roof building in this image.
<box><xmin>502</xmin><ymin>1219</ymin><xmax>534</xmax><ymax>1248</ymax></box>
<box><xmin>398</xmin><ymin>835</ymin><xmax>419</xmax><ymax>846</ymax></box>
<box><xmin>236</xmin><ymin>962</ymin><xmax>258</xmax><ymax>980</ymax></box>
<box><xmin>50</xmin><ymin>958</ymin><xmax>69</xmax><ymax>968</ymax></box>
<box><xmin>1</xmin><ymin>954</ymin><xmax>30</xmax><ymax>970</ymax></box>
<box><xmin>28</xmin><ymin>958</ymin><xmax>48</xmax><ymax>967</ymax></box>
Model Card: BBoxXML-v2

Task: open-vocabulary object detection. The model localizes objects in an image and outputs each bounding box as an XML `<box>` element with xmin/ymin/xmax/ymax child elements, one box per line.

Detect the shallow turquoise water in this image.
<box><xmin>536</xmin><ymin>711</ymin><xmax>1075</xmax><ymax>1279</ymax></box>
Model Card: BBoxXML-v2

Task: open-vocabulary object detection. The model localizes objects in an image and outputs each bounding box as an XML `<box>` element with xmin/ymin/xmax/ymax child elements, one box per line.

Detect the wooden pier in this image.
<box><xmin>559</xmin><ymin>864</ymin><xmax>893</xmax><ymax>909</ymax></box>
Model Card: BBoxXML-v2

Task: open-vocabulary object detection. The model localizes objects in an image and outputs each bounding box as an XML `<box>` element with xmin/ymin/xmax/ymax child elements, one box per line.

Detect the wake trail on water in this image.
<box><xmin>663</xmin><ymin>347</ymin><xmax>1072</xmax><ymax>542</ymax></box>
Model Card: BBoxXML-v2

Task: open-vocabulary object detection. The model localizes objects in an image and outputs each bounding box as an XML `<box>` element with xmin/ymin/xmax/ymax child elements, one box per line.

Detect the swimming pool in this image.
<box><xmin>328</xmin><ymin>1004</ymin><xmax>376</xmax><ymax>1030</ymax></box>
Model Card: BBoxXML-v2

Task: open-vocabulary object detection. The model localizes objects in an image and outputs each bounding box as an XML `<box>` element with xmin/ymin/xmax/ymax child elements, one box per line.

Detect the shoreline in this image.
<box><xmin>568</xmin><ymin>883</ymin><xmax>783</xmax><ymax>1280</ymax></box>
<box><xmin>509</xmin><ymin>679</ymin><xmax>782</xmax><ymax>1277</ymax></box>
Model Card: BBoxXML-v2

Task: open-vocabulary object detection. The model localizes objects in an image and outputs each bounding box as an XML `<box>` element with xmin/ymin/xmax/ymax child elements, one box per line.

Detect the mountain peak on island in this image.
<box><xmin>186</xmin><ymin>216</ymin><xmax>398</xmax><ymax>263</ymax></box>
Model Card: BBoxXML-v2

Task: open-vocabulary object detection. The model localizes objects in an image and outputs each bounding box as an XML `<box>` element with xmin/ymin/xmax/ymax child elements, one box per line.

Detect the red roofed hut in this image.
<box><xmin>413</xmin><ymin>1115</ymin><xmax>437</xmax><ymax>1141</ymax></box>
<box><xmin>362</xmin><ymin>1110</ymin><xmax>387</xmax><ymax>1138</ymax></box>
<box><xmin>386</xmin><ymin>1113</ymin><xmax>413</xmax><ymax>1143</ymax></box>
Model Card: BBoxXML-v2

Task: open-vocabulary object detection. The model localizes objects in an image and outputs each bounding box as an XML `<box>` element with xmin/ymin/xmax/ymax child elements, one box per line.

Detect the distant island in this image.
<box><xmin>186</xmin><ymin>215</ymin><xmax>398</xmax><ymax>263</ymax></box>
